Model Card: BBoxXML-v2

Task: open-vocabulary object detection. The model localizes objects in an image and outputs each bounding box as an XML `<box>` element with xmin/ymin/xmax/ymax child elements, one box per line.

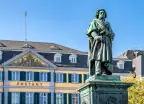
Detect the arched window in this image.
<box><xmin>69</xmin><ymin>54</ymin><xmax>77</xmax><ymax>63</ymax></box>
<box><xmin>54</xmin><ymin>53</ymin><xmax>62</xmax><ymax>63</ymax></box>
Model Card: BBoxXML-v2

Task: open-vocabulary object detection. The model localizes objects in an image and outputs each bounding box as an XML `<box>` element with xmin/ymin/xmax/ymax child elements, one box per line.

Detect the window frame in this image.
<box><xmin>69</xmin><ymin>54</ymin><xmax>77</xmax><ymax>63</ymax></box>
<box><xmin>26</xmin><ymin>72</ymin><xmax>34</xmax><ymax>81</ymax></box>
<box><xmin>11</xmin><ymin>92</ymin><xmax>20</xmax><ymax>104</ymax></box>
<box><xmin>0</xmin><ymin>71</ymin><xmax>2</xmax><ymax>81</ymax></box>
<box><xmin>0</xmin><ymin>93</ymin><xmax>1</xmax><ymax>104</ymax></box>
<box><xmin>117</xmin><ymin>61</ymin><xmax>125</xmax><ymax>69</ymax></box>
<box><xmin>54</xmin><ymin>53</ymin><xmax>62</xmax><ymax>63</ymax></box>
<box><xmin>71</xmin><ymin>74</ymin><xmax>79</xmax><ymax>83</ymax></box>
<box><xmin>56</xmin><ymin>93</ymin><xmax>63</xmax><ymax>104</ymax></box>
<box><xmin>39</xmin><ymin>92</ymin><xmax>48</xmax><ymax>104</ymax></box>
<box><xmin>26</xmin><ymin>92</ymin><xmax>34</xmax><ymax>104</ymax></box>
<box><xmin>56</xmin><ymin>73</ymin><xmax>63</xmax><ymax>83</ymax></box>
<box><xmin>39</xmin><ymin>72</ymin><xmax>47</xmax><ymax>82</ymax></box>
<box><xmin>12</xmin><ymin>71</ymin><xmax>20</xmax><ymax>81</ymax></box>
<box><xmin>71</xmin><ymin>93</ymin><xmax>79</xmax><ymax>104</ymax></box>
<box><xmin>0</xmin><ymin>51</ymin><xmax>2</xmax><ymax>60</ymax></box>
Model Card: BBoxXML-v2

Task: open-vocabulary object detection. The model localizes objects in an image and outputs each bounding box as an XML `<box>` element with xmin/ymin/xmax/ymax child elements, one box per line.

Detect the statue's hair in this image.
<box><xmin>95</xmin><ymin>9</ymin><xmax>107</xmax><ymax>19</ymax></box>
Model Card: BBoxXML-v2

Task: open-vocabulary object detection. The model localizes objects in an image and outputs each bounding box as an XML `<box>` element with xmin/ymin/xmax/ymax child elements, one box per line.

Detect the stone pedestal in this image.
<box><xmin>77</xmin><ymin>75</ymin><xmax>133</xmax><ymax>104</ymax></box>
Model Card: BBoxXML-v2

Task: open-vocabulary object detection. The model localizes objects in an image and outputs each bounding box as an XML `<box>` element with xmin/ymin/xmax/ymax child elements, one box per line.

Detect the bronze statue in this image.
<box><xmin>86</xmin><ymin>9</ymin><xmax>115</xmax><ymax>77</ymax></box>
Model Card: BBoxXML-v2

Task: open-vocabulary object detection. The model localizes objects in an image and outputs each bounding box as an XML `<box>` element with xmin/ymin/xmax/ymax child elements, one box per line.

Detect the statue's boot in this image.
<box><xmin>102</xmin><ymin>62</ymin><xmax>112</xmax><ymax>75</ymax></box>
<box><xmin>104</xmin><ymin>68</ymin><xmax>112</xmax><ymax>75</ymax></box>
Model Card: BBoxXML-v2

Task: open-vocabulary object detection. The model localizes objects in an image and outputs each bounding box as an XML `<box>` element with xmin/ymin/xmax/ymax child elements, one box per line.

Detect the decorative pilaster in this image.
<box><xmin>82</xmin><ymin>74</ymin><xmax>84</xmax><ymax>83</ymax></box>
<box><xmin>50</xmin><ymin>68</ymin><xmax>54</xmax><ymax>104</ymax></box>
<box><xmin>4</xmin><ymin>68</ymin><xmax>8</xmax><ymax>104</ymax></box>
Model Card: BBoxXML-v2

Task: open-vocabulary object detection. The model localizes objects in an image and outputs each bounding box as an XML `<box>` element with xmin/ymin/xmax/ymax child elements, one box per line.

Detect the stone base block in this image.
<box><xmin>78</xmin><ymin>75</ymin><xmax>133</xmax><ymax>104</ymax></box>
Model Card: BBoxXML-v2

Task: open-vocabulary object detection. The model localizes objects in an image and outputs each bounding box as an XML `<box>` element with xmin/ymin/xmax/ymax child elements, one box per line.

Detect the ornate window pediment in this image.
<box><xmin>117</xmin><ymin>60</ymin><xmax>125</xmax><ymax>69</ymax></box>
<box><xmin>54</xmin><ymin>53</ymin><xmax>62</xmax><ymax>63</ymax></box>
<box><xmin>0</xmin><ymin>51</ymin><xmax>3</xmax><ymax>60</ymax></box>
<box><xmin>69</xmin><ymin>54</ymin><xmax>77</xmax><ymax>63</ymax></box>
<box><xmin>8</xmin><ymin>53</ymin><xmax>48</xmax><ymax>67</ymax></box>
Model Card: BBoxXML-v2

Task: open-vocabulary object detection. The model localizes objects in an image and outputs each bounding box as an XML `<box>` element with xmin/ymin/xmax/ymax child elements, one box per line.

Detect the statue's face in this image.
<box><xmin>98</xmin><ymin>10</ymin><xmax>106</xmax><ymax>20</ymax></box>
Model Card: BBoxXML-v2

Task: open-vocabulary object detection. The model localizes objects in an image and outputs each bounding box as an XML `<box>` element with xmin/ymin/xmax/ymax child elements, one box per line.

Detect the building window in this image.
<box><xmin>12</xmin><ymin>92</ymin><xmax>20</xmax><ymax>104</ymax></box>
<box><xmin>72</xmin><ymin>93</ymin><xmax>79</xmax><ymax>104</ymax></box>
<box><xmin>56</xmin><ymin>93</ymin><xmax>63</xmax><ymax>104</ymax></box>
<box><xmin>0</xmin><ymin>93</ymin><xmax>1</xmax><ymax>104</ymax></box>
<box><xmin>117</xmin><ymin>61</ymin><xmax>125</xmax><ymax>69</ymax></box>
<box><xmin>26</xmin><ymin>92</ymin><xmax>34</xmax><ymax>104</ymax></box>
<box><xmin>54</xmin><ymin>53</ymin><xmax>62</xmax><ymax>63</ymax></box>
<box><xmin>0</xmin><ymin>51</ymin><xmax>2</xmax><ymax>60</ymax></box>
<box><xmin>40</xmin><ymin>72</ymin><xmax>47</xmax><ymax>82</ymax></box>
<box><xmin>56</xmin><ymin>73</ymin><xmax>63</xmax><ymax>83</ymax></box>
<box><xmin>12</xmin><ymin>71</ymin><xmax>20</xmax><ymax>81</ymax></box>
<box><xmin>26</xmin><ymin>72</ymin><xmax>34</xmax><ymax>81</ymax></box>
<box><xmin>40</xmin><ymin>93</ymin><xmax>48</xmax><ymax>104</ymax></box>
<box><xmin>69</xmin><ymin>54</ymin><xmax>77</xmax><ymax>63</ymax></box>
<box><xmin>71</xmin><ymin>74</ymin><xmax>79</xmax><ymax>83</ymax></box>
<box><xmin>0</xmin><ymin>72</ymin><xmax>2</xmax><ymax>81</ymax></box>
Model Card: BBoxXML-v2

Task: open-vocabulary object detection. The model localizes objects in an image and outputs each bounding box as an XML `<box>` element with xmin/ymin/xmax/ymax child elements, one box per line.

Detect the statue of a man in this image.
<box><xmin>86</xmin><ymin>9</ymin><xmax>115</xmax><ymax>77</ymax></box>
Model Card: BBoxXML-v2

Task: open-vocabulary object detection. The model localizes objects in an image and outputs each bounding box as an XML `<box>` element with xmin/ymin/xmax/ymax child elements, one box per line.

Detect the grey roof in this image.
<box><xmin>0</xmin><ymin>39</ymin><xmax>88</xmax><ymax>68</ymax></box>
<box><xmin>0</xmin><ymin>40</ymin><xmax>87</xmax><ymax>55</ymax></box>
<box><xmin>116</xmin><ymin>50</ymin><xmax>144</xmax><ymax>60</ymax></box>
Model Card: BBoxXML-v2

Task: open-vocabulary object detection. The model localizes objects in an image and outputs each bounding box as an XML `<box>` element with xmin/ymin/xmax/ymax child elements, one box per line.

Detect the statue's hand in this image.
<box><xmin>95</xmin><ymin>36</ymin><xmax>102</xmax><ymax>41</ymax></box>
<box><xmin>100</xmin><ymin>29</ymin><xmax>110</xmax><ymax>36</ymax></box>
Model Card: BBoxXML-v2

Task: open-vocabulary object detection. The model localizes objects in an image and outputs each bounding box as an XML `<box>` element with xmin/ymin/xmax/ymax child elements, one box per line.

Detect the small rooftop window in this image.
<box><xmin>22</xmin><ymin>44</ymin><xmax>35</xmax><ymax>49</ymax></box>
<box><xmin>117</xmin><ymin>60</ymin><xmax>125</xmax><ymax>69</ymax></box>
<box><xmin>50</xmin><ymin>45</ymin><xmax>61</xmax><ymax>50</ymax></box>
<box><xmin>54</xmin><ymin>53</ymin><xmax>62</xmax><ymax>63</ymax></box>
<box><xmin>0</xmin><ymin>51</ymin><xmax>3</xmax><ymax>60</ymax></box>
<box><xmin>69</xmin><ymin>54</ymin><xmax>77</xmax><ymax>63</ymax></box>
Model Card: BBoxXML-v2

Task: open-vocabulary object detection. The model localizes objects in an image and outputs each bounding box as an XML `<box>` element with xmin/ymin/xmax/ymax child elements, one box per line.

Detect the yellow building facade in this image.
<box><xmin>0</xmin><ymin>40</ymin><xmax>88</xmax><ymax>104</ymax></box>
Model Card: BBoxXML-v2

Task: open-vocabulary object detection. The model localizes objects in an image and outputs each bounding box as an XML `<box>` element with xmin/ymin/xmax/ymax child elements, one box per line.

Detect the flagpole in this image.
<box><xmin>25</xmin><ymin>11</ymin><xmax>27</xmax><ymax>42</ymax></box>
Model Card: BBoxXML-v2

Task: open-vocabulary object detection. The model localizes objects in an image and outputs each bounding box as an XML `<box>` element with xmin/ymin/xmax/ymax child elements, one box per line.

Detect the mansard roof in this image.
<box><xmin>0</xmin><ymin>40</ymin><xmax>87</xmax><ymax>55</ymax></box>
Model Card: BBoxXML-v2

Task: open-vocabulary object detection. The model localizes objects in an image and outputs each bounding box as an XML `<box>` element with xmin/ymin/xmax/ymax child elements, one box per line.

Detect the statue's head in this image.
<box><xmin>96</xmin><ymin>9</ymin><xmax>107</xmax><ymax>20</ymax></box>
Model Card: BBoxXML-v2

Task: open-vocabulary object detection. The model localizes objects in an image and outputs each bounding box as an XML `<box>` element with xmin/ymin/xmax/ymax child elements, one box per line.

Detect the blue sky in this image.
<box><xmin>0</xmin><ymin>0</ymin><xmax>144</xmax><ymax>57</ymax></box>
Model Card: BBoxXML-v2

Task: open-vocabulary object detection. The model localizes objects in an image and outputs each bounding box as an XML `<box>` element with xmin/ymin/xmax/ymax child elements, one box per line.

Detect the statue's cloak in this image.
<box><xmin>86</xmin><ymin>19</ymin><xmax>114</xmax><ymax>64</ymax></box>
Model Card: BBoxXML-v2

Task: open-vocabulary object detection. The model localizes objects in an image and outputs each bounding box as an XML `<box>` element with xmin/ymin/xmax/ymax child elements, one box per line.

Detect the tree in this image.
<box><xmin>122</xmin><ymin>77</ymin><xmax>144</xmax><ymax>104</ymax></box>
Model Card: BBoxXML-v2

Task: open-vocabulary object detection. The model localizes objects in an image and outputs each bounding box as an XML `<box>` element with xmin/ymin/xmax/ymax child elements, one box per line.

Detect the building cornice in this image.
<box><xmin>56</xmin><ymin>67</ymin><xmax>88</xmax><ymax>71</ymax></box>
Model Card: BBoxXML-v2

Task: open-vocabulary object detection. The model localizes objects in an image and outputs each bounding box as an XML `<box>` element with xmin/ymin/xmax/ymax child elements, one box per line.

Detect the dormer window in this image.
<box><xmin>117</xmin><ymin>60</ymin><xmax>125</xmax><ymax>69</ymax></box>
<box><xmin>22</xmin><ymin>44</ymin><xmax>35</xmax><ymax>49</ymax></box>
<box><xmin>69</xmin><ymin>54</ymin><xmax>77</xmax><ymax>63</ymax></box>
<box><xmin>50</xmin><ymin>45</ymin><xmax>61</xmax><ymax>50</ymax></box>
<box><xmin>0</xmin><ymin>51</ymin><xmax>2</xmax><ymax>60</ymax></box>
<box><xmin>54</xmin><ymin>53</ymin><xmax>62</xmax><ymax>63</ymax></box>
